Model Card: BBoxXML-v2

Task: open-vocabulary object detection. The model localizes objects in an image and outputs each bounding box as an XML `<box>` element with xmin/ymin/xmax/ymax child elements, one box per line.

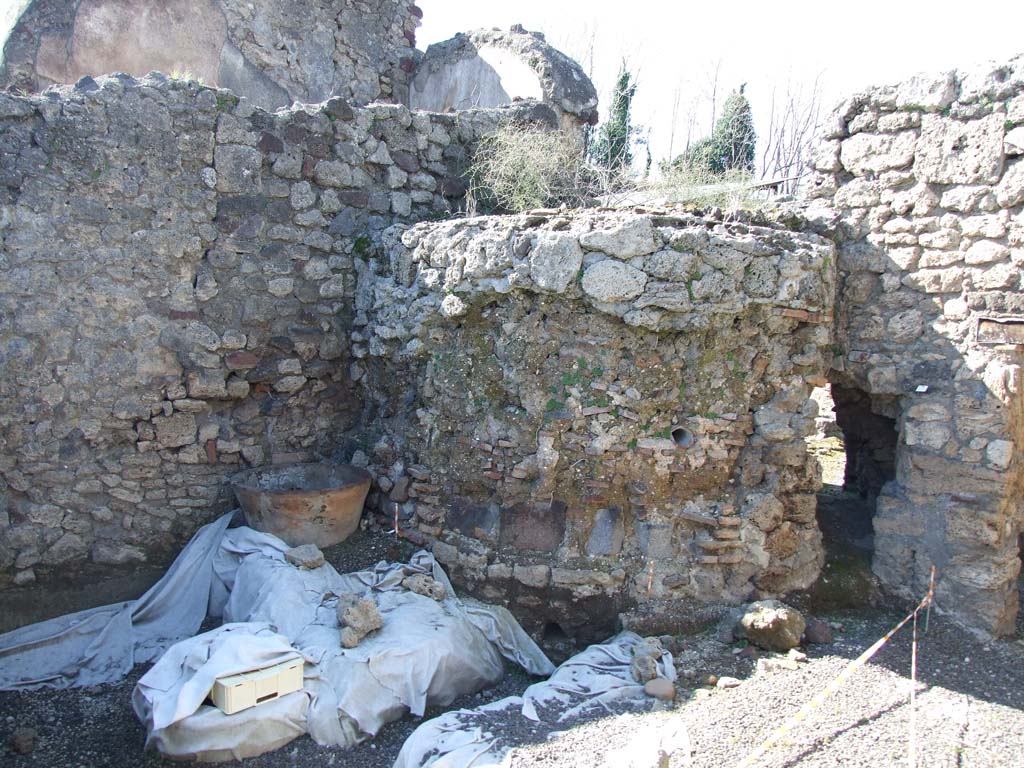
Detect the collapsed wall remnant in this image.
<box><xmin>807</xmin><ymin>55</ymin><xmax>1024</xmax><ymax>635</ymax></box>
<box><xmin>0</xmin><ymin>72</ymin><xmax>545</xmax><ymax>586</ymax></box>
<box><xmin>355</xmin><ymin>210</ymin><xmax>835</xmax><ymax>641</ymax></box>
<box><xmin>409</xmin><ymin>27</ymin><xmax>599</xmax><ymax>132</ymax></box>
<box><xmin>0</xmin><ymin>0</ymin><xmax>422</xmax><ymax>109</ymax></box>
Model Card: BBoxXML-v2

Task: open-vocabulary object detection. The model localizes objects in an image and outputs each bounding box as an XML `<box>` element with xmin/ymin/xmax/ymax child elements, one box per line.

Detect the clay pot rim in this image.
<box><xmin>229</xmin><ymin>462</ymin><xmax>372</xmax><ymax>495</ymax></box>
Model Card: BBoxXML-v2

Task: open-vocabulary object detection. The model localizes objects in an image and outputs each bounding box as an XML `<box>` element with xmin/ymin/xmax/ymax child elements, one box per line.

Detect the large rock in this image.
<box><xmin>735</xmin><ymin>600</ymin><xmax>806</xmax><ymax>652</ymax></box>
<box><xmin>529</xmin><ymin>232</ymin><xmax>583</xmax><ymax>293</ymax></box>
<box><xmin>579</xmin><ymin>216</ymin><xmax>657</xmax><ymax>258</ymax></box>
<box><xmin>581</xmin><ymin>260</ymin><xmax>648</xmax><ymax>303</ymax></box>
<box><xmin>914</xmin><ymin>113</ymin><xmax>1005</xmax><ymax>185</ymax></box>
<box><xmin>337</xmin><ymin>595</ymin><xmax>384</xmax><ymax>648</ymax></box>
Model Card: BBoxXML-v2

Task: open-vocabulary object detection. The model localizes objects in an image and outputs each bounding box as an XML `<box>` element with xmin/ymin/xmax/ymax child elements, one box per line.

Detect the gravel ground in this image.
<box><xmin>3</xmin><ymin>517</ymin><xmax>1024</xmax><ymax>766</ymax></box>
<box><xmin>5</xmin><ymin>602</ymin><xmax>1021</xmax><ymax>767</ymax></box>
<box><xmin>507</xmin><ymin>609</ymin><xmax>1024</xmax><ymax>767</ymax></box>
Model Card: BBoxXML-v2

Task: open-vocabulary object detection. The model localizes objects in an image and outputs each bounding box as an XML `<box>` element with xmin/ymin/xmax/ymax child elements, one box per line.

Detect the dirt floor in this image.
<box><xmin>3</xmin><ymin>435</ymin><xmax>1023</xmax><ymax>766</ymax></box>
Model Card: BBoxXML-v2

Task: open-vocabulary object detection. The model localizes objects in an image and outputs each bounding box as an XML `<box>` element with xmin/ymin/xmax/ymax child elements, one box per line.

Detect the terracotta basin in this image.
<box><xmin>230</xmin><ymin>463</ymin><xmax>371</xmax><ymax>548</ymax></box>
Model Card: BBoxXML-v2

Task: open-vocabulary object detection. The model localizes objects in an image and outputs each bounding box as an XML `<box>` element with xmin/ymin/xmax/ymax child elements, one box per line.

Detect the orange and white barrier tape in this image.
<box><xmin>736</xmin><ymin>568</ymin><xmax>936</xmax><ymax>768</ymax></box>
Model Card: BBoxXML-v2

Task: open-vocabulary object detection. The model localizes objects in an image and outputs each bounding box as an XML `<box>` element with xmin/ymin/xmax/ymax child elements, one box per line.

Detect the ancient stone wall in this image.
<box><xmin>808</xmin><ymin>56</ymin><xmax>1024</xmax><ymax>635</ymax></box>
<box><xmin>354</xmin><ymin>210</ymin><xmax>835</xmax><ymax>640</ymax></box>
<box><xmin>0</xmin><ymin>0</ymin><xmax>421</xmax><ymax>109</ymax></box>
<box><xmin>0</xmin><ymin>72</ymin><xmax>538</xmax><ymax>588</ymax></box>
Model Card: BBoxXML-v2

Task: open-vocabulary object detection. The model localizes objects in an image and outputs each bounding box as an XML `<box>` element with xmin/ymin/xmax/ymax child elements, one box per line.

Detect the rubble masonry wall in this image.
<box><xmin>808</xmin><ymin>56</ymin><xmax>1024</xmax><ymax>635</ymax></box>
<box><xmin>0</xmin><ymin>72</ymin><xmax>529</xmax><ymax>585</ymax></box>
<box><xmin>356</xmin><ymin>210</ymin><xmax>835</xmax><ymax>640</ymax></box>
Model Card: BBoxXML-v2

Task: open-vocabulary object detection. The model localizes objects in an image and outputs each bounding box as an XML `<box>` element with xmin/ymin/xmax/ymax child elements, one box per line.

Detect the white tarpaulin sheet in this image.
<box><xmin>0</xmin><ymin>515</ymin><xmax>554</xmax><ymax>762</ymax></box>
<box><xmin>394</xmin><ymin>632</ymin><xmax>676</xmax><ymax>768</ymax></box>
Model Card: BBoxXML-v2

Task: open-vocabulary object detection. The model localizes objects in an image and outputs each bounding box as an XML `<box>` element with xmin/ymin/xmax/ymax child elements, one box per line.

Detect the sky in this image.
<box><xmin>417</xmin><ymin>0</ymin><xmax>1024</xmax><ymax>172</ymax></box>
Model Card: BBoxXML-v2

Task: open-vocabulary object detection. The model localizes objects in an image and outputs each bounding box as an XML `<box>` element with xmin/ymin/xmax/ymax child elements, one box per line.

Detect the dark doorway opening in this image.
<box><xmin>807</xmin><ymin>384</ymin><xmax>899</xmax><ymax>608</ymax></box>
<box><xmin>1018</xmin><ymin>534</ymin><xmax>1023</xmax><ymax>636</ymax></box>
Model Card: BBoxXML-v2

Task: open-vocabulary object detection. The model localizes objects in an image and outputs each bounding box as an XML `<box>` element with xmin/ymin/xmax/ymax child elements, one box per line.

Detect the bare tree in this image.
<box><xmin>662</xmin><ymin>65</ymin><xmax>720</xmax><ymax>168</ymax></box>
<box><xmin>553</xmin><ymin>22</ymin><xmax>599</xmax><ymax>82</ymax></box>
<box><xmin>666</xmin><ymin>84</ymin><xmax>681</xmax><ymax>162</ymax></box>
<box><xmin>758</xmin><ymin>72</ymin><xmax>826</xmax><ymax>194</ymax></box>
<box><xmin>703</xmin><ymin>59</ymin><xmax>723</xmax><ymax>134</ymax></box>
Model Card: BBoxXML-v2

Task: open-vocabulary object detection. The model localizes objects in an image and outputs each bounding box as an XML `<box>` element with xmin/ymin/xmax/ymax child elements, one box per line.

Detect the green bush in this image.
<box><xmin>590</xmin><ymin>65</ymin><xmax>638</xmax><ymax>173</ymax></box>
<box><xmin>670</xmin><ymin>85</ymin><xmax>756</xmax><ymax>176</ymax></box>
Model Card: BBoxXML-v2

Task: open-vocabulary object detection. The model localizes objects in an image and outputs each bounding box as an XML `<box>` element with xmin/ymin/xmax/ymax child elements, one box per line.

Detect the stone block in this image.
<box><xmin>187</xmin><ymin>371</ymin><xmax>228</xmax><ymax>399</ymax></box>
<box><xmin>579</xmin><ymin>216</ymin><xmax>657</xmax><ymax>258</ymax></box>
<box><xmin>529</xmin><ymin>232</ymin><xmax>583</xmax><ymax>293</ymax></box>
<box><xmin>273</xmin><ymin>376</ymin><xmax>307</xmax><ymax>393</ymax></box>
<box><xmin>839</xmin><ymin>131</ymin><xmax>917</xmax><ymax>175</ymax></box>
<box><xmin>513</xmin><ymin>563</ymin><xmax>550</xmax><ymax>588</ymax></box>
<box><xmin>214</xmin><ymin>144</ymin><xmax>263</xmax><ymax>194</ymax></box>
<box><xmin>903</xmin><ymin>420</ymin><xmax>950</xmax><ymax>450</ymax></box>
<box><xmin>995</xmin><ymin>159</ymin><xmax>1024</xmax><ymax>208</ymax></box>
<box><xmin>1005</xmin><ymin>126</ymin><xmax>1024</xmax><ymax>156</ymax></box>
<box><xmin>581</xmin><ymin>260</ymin><xmax>648</xmax><ymax>303</ymax></box>
<box><xmin>585</xmin><ymin>507</ymin><xmax>625</xmax><ymax>556</ymax></box>
<box><xmin>964</xmin><ymin>240</ymin><xmax>1009</xmax><ymax>265</ymax></box>
<box><xmin>314</xmin><ymin>160</ymin><xmax>352</xmax><ymax>188</ymax></box>
<box><xmin>986</xmin><ymin>440</ymin><xmax>1013</xmax><ymax>469</ymax></box>
<box><xmin>92</xmin><ymin>541</ymin><xmax>146</xmax><ymax>565</ymax></box>
<box><xmin>914</xmin><ymin>113</ymin><xmax>1005</xmax><ymax>185</ymax></box>
<box><xmin>499</xmin><ymin>501</ymin><xmax>566</xmax><ymax>552</ymax></box>
<box><xmin>153</xmin><ymin>413</ymin><xmax>196</xmax><ymax>448</ymax></box>
<box><xmin>41</xmin><ymin>533</ymin><xmax>87</xmax><ymax>565</ymax></box>
<box><xmin>636</xmin><ymin>522</ymin><xmax>675</xmax><ymax>559</ymax></box>
<box><xmin>894</xmin><ymin>71</ymin><xmax>958</xmax><ymax>111</ymax></box>
<box><xmin>432</xmin><ymin>541</ymin><xmax>459</xmax><ymax>566</ymax></box>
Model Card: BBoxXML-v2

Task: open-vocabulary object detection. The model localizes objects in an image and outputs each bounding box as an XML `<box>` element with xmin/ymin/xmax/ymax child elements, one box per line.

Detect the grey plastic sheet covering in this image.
<box><xmin>0</xmin><ymin>513</ymin><xmax>234</xmax><ymax>690</ymax></box>
<box><xmin>0</xmin><ymin>515</ymin><xmax>554</xmax><ymax>762</ymax></box>
<box><xmin>393</xmin><ymin>632</ymin><xmax>676</xmax><ymax>768</ymax></box>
